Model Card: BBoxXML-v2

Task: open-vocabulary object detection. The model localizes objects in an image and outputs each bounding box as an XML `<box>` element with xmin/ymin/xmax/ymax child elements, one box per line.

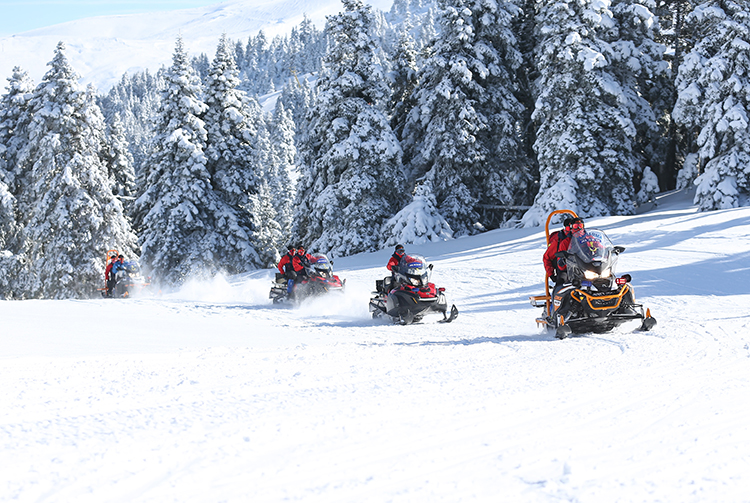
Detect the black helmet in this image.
<box><xmin>563</xmin><ymin>217</ymin><xmax>573</xmax><ymax>228</ymax></box>
<box><xmin>395</xmin><ymin>244</ymin><xmax>404</xmax><ymax>253</ymax></box>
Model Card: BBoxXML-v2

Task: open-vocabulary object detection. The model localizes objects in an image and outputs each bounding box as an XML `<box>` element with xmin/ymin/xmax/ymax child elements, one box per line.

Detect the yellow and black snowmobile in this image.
<box><xmin>530</xmin><ymin>210</ymin><xmax>656</xmax><ymax>339</ymax></box>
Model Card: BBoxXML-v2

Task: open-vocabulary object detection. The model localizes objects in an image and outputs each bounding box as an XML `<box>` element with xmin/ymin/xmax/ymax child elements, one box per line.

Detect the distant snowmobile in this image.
<box><xmin>100</xmin><ymin>249</ymin><xmax>150</xmax><ymax>298</ymax></box>
<box><xmin>269</xmin><ymin>253</ymin><xmax>345</xmax><ymax>304</ymax></box>
<box><xmin>530</xmin><ymin>210</ymin><xmax>656</xmax><ymax>339</ymax></box>
<box><xmin>369</xmin><ymin>254</ymin><xmax>459</xmax><ymax>325</ymax></box>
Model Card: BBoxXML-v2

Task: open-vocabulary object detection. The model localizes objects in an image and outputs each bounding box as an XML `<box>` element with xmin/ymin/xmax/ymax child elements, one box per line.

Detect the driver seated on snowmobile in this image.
<box><xmin>106</xmin><ymin>255</ymin><xmax>126</xmax><ymax>297</ymax></box>
<box><xmin>385</xmin><ymin>244</ymin><xmax>406</xmax><ymax>292</ymax></box>
<box><xmin>277</xmin><ymin>245</ymin><xmax>298</xmax><ymax>293</ymax></box>
<box><xmin>546</xmin><ymin>218</ymin><xmax>585</xmax><ymax>325</ymax></box>
<box><xmin>105</xmin><ymin>253</ymin><xmax>118</xmax><ymax>297</ymax></box>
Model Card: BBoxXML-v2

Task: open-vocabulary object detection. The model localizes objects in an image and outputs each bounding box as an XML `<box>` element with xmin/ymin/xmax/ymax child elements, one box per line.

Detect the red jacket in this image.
<box><xmin>387</xmin><ymin>252</ymin><xmax>404</xmax><ymax>272</ymax></box>
<box><xmin>293</xmin><ymin>252</ymin><xmax>312</xmax><ymax>273</ymax></box>
<box><xmin>543</xmin><ymin>230</ymin><xmax>571</xmax><ymax>277</ymax></box>
<box><xmin>105</xmin><ymin>261</ymin><xmax>114</xmax><ymax>280</ymax></box>
<box><xmin>277</xmin><ymin>252</ymin><xmax>295</xmax><ymax>274</ymax></box>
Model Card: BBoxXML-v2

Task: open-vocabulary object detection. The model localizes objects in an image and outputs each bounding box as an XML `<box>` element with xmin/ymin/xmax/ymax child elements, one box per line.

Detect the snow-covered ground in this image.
<box><xmin>2</xmin><ymin>190</ymin><xmax>750</xmax><ymax>502</ymax></box>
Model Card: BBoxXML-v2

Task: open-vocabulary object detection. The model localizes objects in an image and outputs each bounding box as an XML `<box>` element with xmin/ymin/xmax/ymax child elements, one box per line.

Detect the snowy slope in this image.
<box><xmin>0</xmin><ymin>0</ymin><xmax>393</xmax><ymax>92</ymax></box>
<box><xmin>2</xmin><ymin>191</ymin><xmax>750</xmax><ymax>501</ymax></box>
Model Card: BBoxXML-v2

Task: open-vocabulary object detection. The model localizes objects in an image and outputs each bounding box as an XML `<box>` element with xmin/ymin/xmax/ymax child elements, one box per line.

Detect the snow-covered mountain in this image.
<box><xmin>0</xmin><ymin>0</ymin><xmax>393</xmax><ymax>92</ymax></box>
<box><xmin>2</xmin><ymin>189</ymin><xmax>750</xmax><ymax>500</ymax></box>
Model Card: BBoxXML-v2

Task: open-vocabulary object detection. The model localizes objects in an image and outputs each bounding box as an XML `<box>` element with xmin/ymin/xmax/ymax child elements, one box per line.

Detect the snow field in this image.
<box><xmin>2</xmin><ymin>192</ymin><xmax>750</xmax><ymax>501</ymax></box>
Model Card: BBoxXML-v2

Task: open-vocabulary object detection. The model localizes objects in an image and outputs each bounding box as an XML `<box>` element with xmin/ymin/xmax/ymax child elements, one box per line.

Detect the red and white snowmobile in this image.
<box><xmin>269</xmin><ymin>253</ymin><xmax>345</xmax><ymax>304</ymax></box>
<box><xmin>530</xmin><ymin>210</ymin><xmax>656</xmax><ymax>339</ymax></box>
<box><xmin>369</xmin><ymin>254</ymin><xmax>459</xmax><ymax>325</ymax></box>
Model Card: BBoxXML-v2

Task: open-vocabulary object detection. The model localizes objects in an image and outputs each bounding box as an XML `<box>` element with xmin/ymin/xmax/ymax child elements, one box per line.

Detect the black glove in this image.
<box><xmin>549</xmin><ymin>272</ymin><xmax>557</xmax><ymax>284</ymax></box>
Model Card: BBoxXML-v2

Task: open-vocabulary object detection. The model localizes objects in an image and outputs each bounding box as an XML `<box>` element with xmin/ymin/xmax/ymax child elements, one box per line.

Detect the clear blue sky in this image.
<box><xmin>0</xmin><ymin>1</ymin><xmax>224</xmax><ymax>36</ymax></box>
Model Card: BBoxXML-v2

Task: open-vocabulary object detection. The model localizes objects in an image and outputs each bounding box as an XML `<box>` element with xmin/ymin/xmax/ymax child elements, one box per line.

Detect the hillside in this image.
<box><xmin>0</xmin><ymin>0</ymin><xmax>393</xmax><ymax>91</ymax></box>
<box><xmin>2</xmin><ymin>190</ymin><xmax>749</xmax><ymax>501</ymax></box>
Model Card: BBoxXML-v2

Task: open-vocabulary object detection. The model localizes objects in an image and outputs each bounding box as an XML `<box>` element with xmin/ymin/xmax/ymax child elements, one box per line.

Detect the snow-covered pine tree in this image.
<box><xmin>249</xmin><ymin>177</ymin><xmax>283</xmax><ymax>267</ymax></box>
<box><xmin>278</xmin><ymin>77</ymin><xmax>315</xmax><ymax>145</ymax></box>
<box><xmin>389</xmin><ymin>22</ymin><xmax>420</xmax><ymax>145</ymax></box>
<box><xmin>0</xmin><ymin>170</ymin><xmax>18</xmax><ymax>252</ymax></box>
<box><xmin>136</xmin><ymin>37</ymin><xmax>259</xmax><ymax>286</ymax></box>
<box><xmin>608</xmin><ymin>0</ymin><xmax>669</xmax><ymax>194</ymax></box>
<box><xmin>100</xmin><ymin>69</ymin><xmax>163</xmax><ymax>174</ymax></box>
<box><xmin>522</xmin><ymin>0</ymin><xmax>640</xmax><ymax>226</ymax></box>
<box><xmin>267</xmin><ymin>102</ymin><xmax>297</xmax><ymax>244</ymax></box>
<box><xmin>14</xmin><ymin>42</ymin><xmax>136</xmax><ymax>298</ymax></box>
<box><xmin>673</xmin><ymin>0</ymin><xmax>750</xmax><ymax>209</ymax></box>
<box><xmin>402</xmin><ymin>0</ymin><xmax>530</xmax><ymax>234</ymax></box>
<box><xmin>103</xmin><ymin>112</ymin><xmax>137</xmax><ymax>217</ymax></box>
<box><xmin>0</xmin><ymin>67</ymin><xmax>35</xmax><ymax>196</ymax></box>
<box><xmin>384</xmin><ymin>180</ymin><xmax>453</xmax><ymax>246</ymax></box>
<box><xmin>293</xmin><ymin>0</ymin><xmax>408</xmax><ymax>256</ymax></box>
<box><xmin>203</xmin><ymin>33</ymin><xmax>265</xmax><ymax>265</ymax></box>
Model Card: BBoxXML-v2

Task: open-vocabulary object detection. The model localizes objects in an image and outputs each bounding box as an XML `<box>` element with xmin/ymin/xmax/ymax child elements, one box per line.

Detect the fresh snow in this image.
<box><xmin>0</xmin><ymin>0</ymin><xmax>394</xmax><ymax>92</ymax></box>
<box><xmin>2</xmin><ymin>189</ymin><xmax>750</xmax><ymax>501</ymax></box>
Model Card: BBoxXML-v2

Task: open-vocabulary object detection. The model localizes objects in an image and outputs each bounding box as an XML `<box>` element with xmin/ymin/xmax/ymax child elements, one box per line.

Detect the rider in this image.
<box><xmin>277</xmin><ymin>245</ymin><xmax>297</xmax><ymax>293</ymax></box>
<box><xmin>105</xmin><ymin>253</ymin><xmax>118</xmax><ymax>297</ymax></box>
<box><xmin>544</xmin><ymin>217</ymin><xmax>571</xmax><ymax>283</ymax></box>
<box><xmin>107</xmin><ymin>255</ymin><xmax>126</xmax><ymax>296</ymax></box>
<box><xmin>545</xmin><ymin>218</ymin><xmax>585</xmax><ymax>327</ymax></box>
<box><xmin>283</xmin><ymin>246</ymin><xmax>311</xmax><ymax>296</ymax></box>
<box><xmin>386</xmin><ymin>244</ymin><xmax>406</xmax><ymax>291</ymax></box>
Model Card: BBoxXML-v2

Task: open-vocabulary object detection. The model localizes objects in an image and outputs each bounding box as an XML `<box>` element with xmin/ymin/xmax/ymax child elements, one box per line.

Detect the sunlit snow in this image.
<box><xmin>3</xmin><ymin>189</ymin><xmax>750</xmax><ymax>501</ymax></box>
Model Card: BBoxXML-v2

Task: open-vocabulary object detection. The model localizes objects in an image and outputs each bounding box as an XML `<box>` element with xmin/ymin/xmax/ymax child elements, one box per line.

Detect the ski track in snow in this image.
<box><xmin>2</xmin><ymin>192</ymin><xmax>750</xmax><ymax>502</ymax></box>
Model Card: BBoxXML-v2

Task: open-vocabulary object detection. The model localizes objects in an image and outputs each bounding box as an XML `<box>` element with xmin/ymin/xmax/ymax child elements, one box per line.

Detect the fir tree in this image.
<box><xmin>403</xmin><ymin>0</ymin><xmax>530</xmax><ymax>234</ymax></box>
<box><xmin>609</xmin><ymin>0</ymin><xmax>669</xmax><ymax>192</ymax></box>
<box><xmin>673</xmin><ymin>0</ymin><xmax>750</xmax><ymax>209</ymax></box>
<box><xmin>14</xmin><ymin>42</ymin><xmax>136</xmax><ymax>298</ymax></box>
<box><xmin>0</xmin><ymin>67</ymin><xmax>35</xmax><ymax>195</ymax></box>
<box><xmin>103</xmin><ymin>112</ymin><xmax>137</xmax><ymax>217</ymax></box>
<box><xmin>384</xmin><ymin>181</ymin><xmax>453</xmax><ymax>246</ymax></box>
<box><xmin>136</xmin><ymin>37</ymin><xmax>259</xmax><ymax>286</ymax></box>
<box><xmin>267</xmin><ymin>102</ymin><xmax>297</xmax><ymax>243</ymax></box>
<box><xmin>250</xmin><ymin>178</ymin><xmax>283</xmax><ymax>267</ymax></box>
<box><xmin>293</xmin><ymin>0</ymin><xmax>408</xmax><ymax>256</ymax></box>
<box><xmin>523</xmin><ymin>0</ymin><xmax>641</xmax><ymax>226</ymax></box>
<box><xmin>204</xmin><ymin>34</ymin><xmax>260</xmax><ymax>228</ymax></box>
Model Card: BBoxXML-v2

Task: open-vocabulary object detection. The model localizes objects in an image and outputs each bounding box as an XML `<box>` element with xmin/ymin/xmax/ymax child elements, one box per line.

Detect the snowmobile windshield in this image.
<box><xmin>309</xmin><ymin>253</ymin><xmax>332</xmax><ymax>277</ymax></box>
<box><xmin>401</xmin><ymin>255</ymin><xmax>430</xmax><ymax>287</ymax></box>
<box><xmin>567</xmin><ymin>229</ymin><xmax>613</xmax><ymax>265</ymax></box>
<box><xmin>123</xmin><ymin>261</ymin><xmax>140</xmax><ymax>273</ymax></box>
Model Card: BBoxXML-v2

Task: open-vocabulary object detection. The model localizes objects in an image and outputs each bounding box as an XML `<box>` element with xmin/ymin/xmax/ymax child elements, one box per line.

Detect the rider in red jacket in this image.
<box><xmin>277</xmin><ymin>245</ymin><xmax>296</xmax><ymax>276</ymax></box>
<box><xmin>387</xmin><ymin>244</ymin><xmax>405</xmax><ymax>272</ymax></box>
<box><xmin>543</xmin><ymin>218</ymin><xmax>573</xmax><ymax>282</ymax></box>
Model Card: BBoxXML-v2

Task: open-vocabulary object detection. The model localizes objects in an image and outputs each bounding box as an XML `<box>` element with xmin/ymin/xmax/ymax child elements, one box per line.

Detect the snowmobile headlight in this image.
<box><xmin>601</xmin><ymin>268</ymin><xmax>611</xmax><ymax>278</ymax></box>
<box><xmin>584</xmin><ymin>270</ymin><xmax>599</xmax><ymax>280</ymax></box>
<box><xmin>409</xmin><ymin>276</ymin><xmax>421</xmax><ymax>286</ymax></box>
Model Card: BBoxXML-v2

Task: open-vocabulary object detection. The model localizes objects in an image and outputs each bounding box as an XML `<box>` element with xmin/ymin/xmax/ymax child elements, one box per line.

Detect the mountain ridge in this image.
<box><xmin>0</xmin><ymin>0</ymin><xmax>393</xmax><ymax>92</ymax></box>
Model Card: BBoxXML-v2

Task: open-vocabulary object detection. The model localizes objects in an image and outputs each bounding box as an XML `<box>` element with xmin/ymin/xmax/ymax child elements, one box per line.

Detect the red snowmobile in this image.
<box><xmin>269</xmin><ymin>253</ymin><xmax>345</xmax><ymax>304</ymax></box>
<box><xmin>369</xmin><ymin>254</ymin><xmax>458</xmax><ymax>325</ymax></box>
